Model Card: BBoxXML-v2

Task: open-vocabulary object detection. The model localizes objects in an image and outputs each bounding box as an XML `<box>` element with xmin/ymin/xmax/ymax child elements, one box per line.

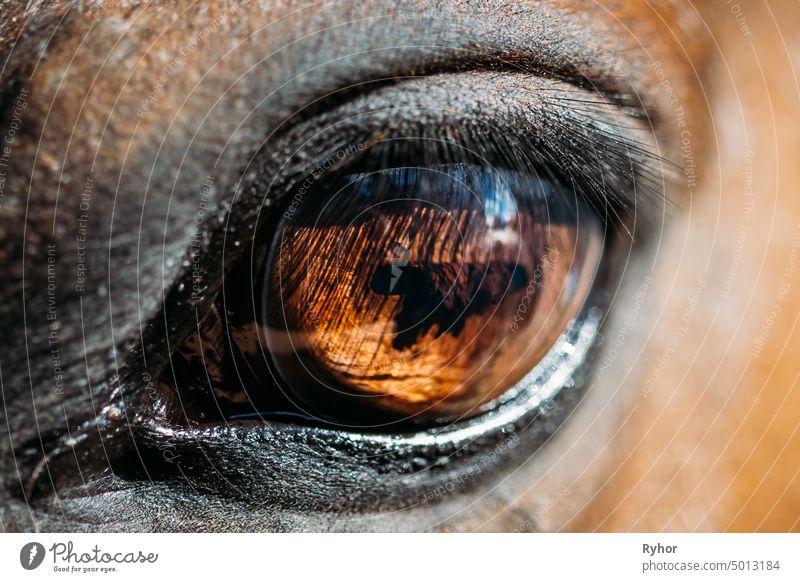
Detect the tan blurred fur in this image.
<box><xmin>571</xmin><ymin>0</ymin><xmax>800</xmax><ymax>531</ymax></box>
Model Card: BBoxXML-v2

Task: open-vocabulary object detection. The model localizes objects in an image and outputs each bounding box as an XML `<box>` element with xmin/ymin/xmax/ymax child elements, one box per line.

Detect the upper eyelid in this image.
<box><xmin>264</xmin><ymin>62</ymin><xmax>656</xmax><ymax>148</ymax></box>
<box><xmin>246</xmin><ymin>71</ymin><xmax>669</xmax><ymax>236</ymax></box>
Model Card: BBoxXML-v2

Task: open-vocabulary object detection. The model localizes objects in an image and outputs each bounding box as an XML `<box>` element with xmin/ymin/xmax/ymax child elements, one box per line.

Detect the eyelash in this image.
<box><xmin>247</xmin><ymin>80</ymin><xmax>667</xmax><ymax>243</ymax></box>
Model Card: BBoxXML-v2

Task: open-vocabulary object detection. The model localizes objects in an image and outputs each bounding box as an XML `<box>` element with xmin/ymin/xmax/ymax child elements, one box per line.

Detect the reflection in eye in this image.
<box><xmin>241</xmin><ymin>164</ymin><xmax>604</xmax><ymax>425</ymax></box>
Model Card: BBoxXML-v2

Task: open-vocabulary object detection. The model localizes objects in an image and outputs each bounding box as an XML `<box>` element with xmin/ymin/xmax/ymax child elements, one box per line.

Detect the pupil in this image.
<box><xmin>370</xmin><ymin>260</ymin><xmax>528</xmax><ymax>350</ymax></box>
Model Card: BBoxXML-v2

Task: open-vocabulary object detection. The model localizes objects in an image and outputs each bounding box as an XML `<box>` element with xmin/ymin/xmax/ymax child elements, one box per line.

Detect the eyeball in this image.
<box><xmin>254</xmin><ymin>164</ymin><xmax>603</xmax><ymax>424</ymax></box>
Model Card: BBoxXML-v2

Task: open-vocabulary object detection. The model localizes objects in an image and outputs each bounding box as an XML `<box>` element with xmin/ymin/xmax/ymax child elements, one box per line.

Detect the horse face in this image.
<box><xmin>1</xmin><ymin>0</ymin><xmax>798</xmax><ymax>531</ymax></box>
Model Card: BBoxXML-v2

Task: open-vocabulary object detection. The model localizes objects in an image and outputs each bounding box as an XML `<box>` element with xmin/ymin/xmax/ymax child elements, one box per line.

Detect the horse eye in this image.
<box><xmin>210</xmin><ymin>162</ymin><xmax>604</xmax><ymax>428</ymax></box>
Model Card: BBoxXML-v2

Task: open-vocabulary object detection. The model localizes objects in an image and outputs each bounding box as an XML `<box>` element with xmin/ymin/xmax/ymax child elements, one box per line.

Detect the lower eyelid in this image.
<box><xmin>141</xmin><ymin>244</ymin><xmax>612</xmax><ymax>507</ymax></box>
<box><xmin>135</xmin><ymin>303</ymin><xmax>600</xmax><ymax>508</ymax></box>
<box><xmin>254</xmin><ymin>71</ymin><xmax>663</xmax><ymax>221</ymax></box>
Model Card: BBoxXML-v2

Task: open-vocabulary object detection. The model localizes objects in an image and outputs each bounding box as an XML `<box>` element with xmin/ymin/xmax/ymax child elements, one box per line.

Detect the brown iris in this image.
<box><xmin>255</xmin><ymin>165</ymin><xmax>603</xmax><ymax>424</ymax></box>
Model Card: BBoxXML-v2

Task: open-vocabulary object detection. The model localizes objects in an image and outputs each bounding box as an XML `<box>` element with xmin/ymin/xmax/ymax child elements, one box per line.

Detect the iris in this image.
<box><xmin>253</xmin><ymin>163</ymin><xmax>604</xmax><ymax>425</ymax></box>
